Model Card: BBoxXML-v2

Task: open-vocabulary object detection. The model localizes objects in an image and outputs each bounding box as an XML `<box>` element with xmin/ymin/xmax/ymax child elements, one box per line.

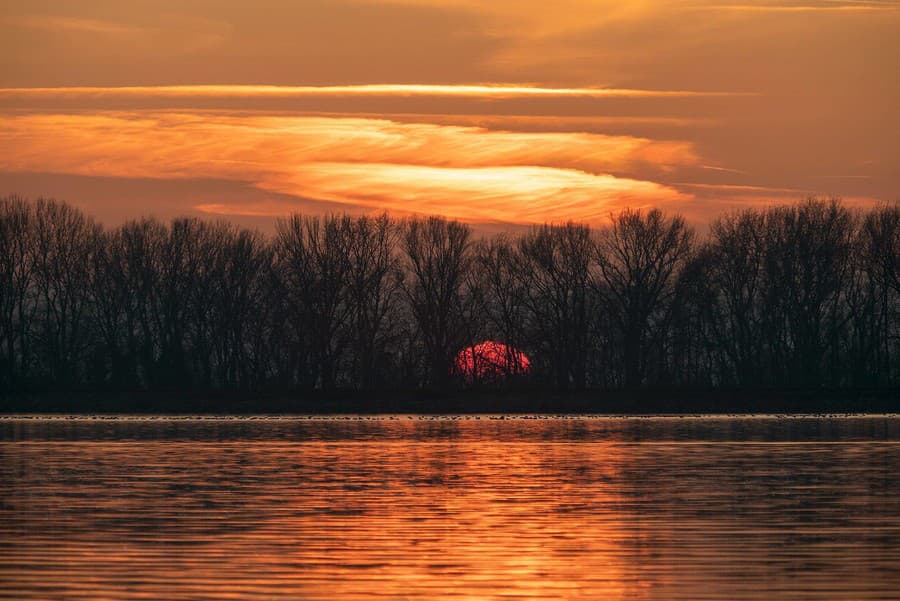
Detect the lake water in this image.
<box><xmin>2</xmin><ymin>415</ymin><xmax>900</xmax><ymax>600</ymax></box>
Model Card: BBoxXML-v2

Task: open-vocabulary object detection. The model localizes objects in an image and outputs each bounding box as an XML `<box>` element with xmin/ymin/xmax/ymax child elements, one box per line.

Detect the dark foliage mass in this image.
<box><xmin>1</xmin><ymin>196</ymin><xmax>898</xmax><ymax>396</ymax></box>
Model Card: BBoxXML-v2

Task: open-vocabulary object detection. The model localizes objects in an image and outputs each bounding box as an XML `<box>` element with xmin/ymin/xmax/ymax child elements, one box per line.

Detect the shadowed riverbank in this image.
<box><xmin>3</xmin><ymin>388</ymin><xmax>897</xmax><ymax>415</ymax></box>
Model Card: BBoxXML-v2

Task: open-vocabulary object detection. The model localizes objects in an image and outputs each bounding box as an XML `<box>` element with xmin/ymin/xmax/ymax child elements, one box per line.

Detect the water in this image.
<box><xmin>2</xmin><ymin>415</ymin><xmax>900</xmax><ymax>600</ymax></box>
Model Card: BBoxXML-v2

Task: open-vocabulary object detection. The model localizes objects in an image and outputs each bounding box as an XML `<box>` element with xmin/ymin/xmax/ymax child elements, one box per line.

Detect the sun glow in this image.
<box><xmin>456</xmin><ymin>341</ymin><xmax>532</xmax><ymax>382</ymax></box>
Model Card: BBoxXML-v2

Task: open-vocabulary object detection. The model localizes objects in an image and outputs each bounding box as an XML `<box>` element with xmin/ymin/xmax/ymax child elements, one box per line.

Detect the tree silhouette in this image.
<box><xmin>595</xmin><ymin>209</ymin><xmax>694</xmax><ymax>388</ymax></box>
<box><xmin>0</xmin><ymin>197</ymin><xmax>36</xmax><ymax>391</ymax></box>
<box><xmin>707</xmin><ymin>209</ymin><xmax>767</xmax><ymax>386</ymax></box>
<box><xmin>517</xmin><ymin>223</ymin><xmax>594</xmax><ymax>389</ymax></box>
<box><xmin>346</xmin><ymin>214</ymin><xmax>403</xmax><ymax>389</ymax></box>
<box><xmin>0</xmin><ymin>195</ymin><xmax>897</xmax><ymax>398</ymax></box>
<box><xmin>401</xmin><ymin>216</ymin><xmax>474</xmax><ymax>387</ymax></box>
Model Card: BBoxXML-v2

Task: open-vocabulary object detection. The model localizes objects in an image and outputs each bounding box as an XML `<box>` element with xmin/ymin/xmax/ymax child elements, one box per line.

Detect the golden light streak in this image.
<box><xmin>297</xmin><ymin>112</ymin><xmax>715</xmax><ymax>130</ymax></box>
<box><xmin>674</xmin><ymin>182</ymin><xmax>803</xmax><ymax>193</ymax></box>
<box><xmin>0</xmin><ymin>84</ymin><xmax>750</xmax><ymax>100</ymax></box>
<box><xmin>254</xmin><ymin>163</ymin><xmax>688</xmax><ymax>223</ymax></box>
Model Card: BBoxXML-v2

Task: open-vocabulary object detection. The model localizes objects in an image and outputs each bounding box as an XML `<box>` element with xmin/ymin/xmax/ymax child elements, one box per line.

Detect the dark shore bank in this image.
<box><xmin>2</xmin><ymin>388</ymin><xmax>897</xmax><ymax>415</ymax></box>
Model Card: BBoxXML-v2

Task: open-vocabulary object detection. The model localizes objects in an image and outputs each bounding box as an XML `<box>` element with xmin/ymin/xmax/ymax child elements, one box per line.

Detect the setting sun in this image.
<box><xmin>456</xmin><ymin>341</ymin><xmax>532</xmax><ymax>382</ymax></box>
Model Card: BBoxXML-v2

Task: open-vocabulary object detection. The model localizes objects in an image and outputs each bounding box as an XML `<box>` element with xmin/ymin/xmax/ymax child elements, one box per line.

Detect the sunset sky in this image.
<box><xmin>1</xmin><ymin>0</ymin><xmax>898</xmax><ymax>230</ymax></box>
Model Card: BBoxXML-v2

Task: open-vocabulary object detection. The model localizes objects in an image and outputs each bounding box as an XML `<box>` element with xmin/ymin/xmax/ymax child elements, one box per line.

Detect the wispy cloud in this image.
<box><xmin>2</xmin><ymin>15</ymin><xmax>141</xmax><ymax>36</ymax></box>
<box><xmin>2</xmin><ymin>13</ymin><xmax>232</xmax><ymax>55</ymax></box>
<box><xmin>811</xmin><ymin>174</ymin><xmax>873</xmax><ymax>179</ymax></box>
<box><xmin>693</xmin><ymin>3</ymin><xmax>897</xmax><ymax>12</ymax></box>
<box><xmin>353</xmin><ymin>0</ymin><xmax>661</xmax><ymax>37</ymax></box>
<box><xmin>673</xmin><ymin>182</ymin><xmax>803</xmax><ymax>193</ymax></box>
<box><xmin>285</xmin><ymin>112</ymin><xmax>714</xmax><ymax>130</ymax></box>
<box><xmin>195</xmin><ymin>165</ymin><xmax>687</xmax><ymax>222</ymax></box>
<box><xmin>0</xmin><ymin>84</ymin><xmax>751</xmax><ymax>100</ymax></box>
<box><xmin>254</xmin><ymin>163</ymin><xmax>687</xmax><ymax>222</ymax></box>
<box><xmin>0</xmin><ymin>112</ymin><xmax>697</xmax><ymax>171</ymax></box>
<box><xmin>0</xmin><ymin>111</ymin><xmax>696</xmax><ymax>224</ymax></box>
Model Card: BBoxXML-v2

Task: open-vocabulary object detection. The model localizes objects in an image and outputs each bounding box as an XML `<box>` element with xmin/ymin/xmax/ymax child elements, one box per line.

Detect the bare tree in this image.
<box><xmin>0</xmin><ymin>197</ymin><xmax>37</xmax><ymax>391</ymax></box>
<box><xmin>760</xmin><ymin>198</ymin><xmax>856</xmax><ymax>387</ymax></box>
<box><xmin>516</xmin><ymin>223</ymin><xmax>594</xmax><ymax>389</ymax></box>
<box><xmin>853</xmin><ymin>203</ymin><xmax>900</xmax><ymax>385</ymax></box>
<box><xmin>474</xmin><ymin>236</ymin><xmax>530</xmax><ymax>381</ymax></box>
<box><xmin>210</xmin><ymin>228</ymin><xmax>273</xmax><ymax>390</ymax></box>
<box><xmin>665</xmin><ymin>246</ymin><xmax>719</xmax><ymax>387</ymax></box>
<box><xmin>595</xmin><ymin>209</ymin><xmax>694</xmax><ymax>388</ymax></box>
<box><xmin>115</xmin><ymin>218</ymin><xmax>168</xmax><ymax>388</ymax></box>
<box><xmin>27</xmin><ymin>200</ymin><xmax>102</xmax><ymax>386</ymax></box>
<box><xmin>707</xmin><ymin>210</ymin><xmax>767</xmax><ymax>386</ymax></box>
<box><xmin>345</xmin><ymin>214</ymin><xmax>403</xmax><ymax>389</ymax></box>
<box><xmin>274</xmin><ymin>214</ymin><xmax>353</xmax><ymax>389</ymax></box>
<box><xmin>401</xmin><ymin>216</ymin><xmax>474</xmax><ymax>387</ymax></box>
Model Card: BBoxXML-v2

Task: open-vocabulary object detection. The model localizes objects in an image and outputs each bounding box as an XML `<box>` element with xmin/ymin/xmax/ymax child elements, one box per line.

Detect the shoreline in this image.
<box><xmin>3</xmin><ymin>413</ymin><xmax>899</xmax><ymax>420</ymax></box>
<box><xmin>2</xmin><ymin>389</ymin><xmax>897</xmax><ymax>415</ymax></box>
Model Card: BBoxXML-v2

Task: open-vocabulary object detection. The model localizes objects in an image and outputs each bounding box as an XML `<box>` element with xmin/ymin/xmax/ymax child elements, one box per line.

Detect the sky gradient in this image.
<box><xmin>1</xmin><ymin>0</ymin><xmax>898</xmax><ymax>229</ymax></box>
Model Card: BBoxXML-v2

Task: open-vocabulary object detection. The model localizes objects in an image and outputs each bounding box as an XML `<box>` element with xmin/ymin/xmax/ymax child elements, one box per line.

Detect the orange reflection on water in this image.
<box><xmin>2</xmin><ymin>417</ymin><xmax>900</xmax><ymax>600</ymax></box>
<box><xmin>2</xmin><ymin>439</ymin><xmax>637</xmax><ymax>599</ymax></box>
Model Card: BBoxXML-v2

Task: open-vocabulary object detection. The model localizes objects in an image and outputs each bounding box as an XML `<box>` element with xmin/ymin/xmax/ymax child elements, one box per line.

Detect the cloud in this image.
<box><xmin>254</xmin><ymin>163</ymin><xmax>688</xmax><ymax>222</ymax></box>
<box><xmin>351</xmin><ymin>0</ymin><xmax>658</xmax><ymax>38</ymax></box>
<box><xmin>0</xmin><ymin>84</ymin><xmax>747</xmax><ymax>101</ymax></box>
<box><xmin>2</xmin><ymin>15</ymin><xmax>141</xmax><ymax>36</ymax></box>
<box><xmin>673</xmin><ymin>182</ymin><xmax>803</xmax><ymax>193</ymax></box>
<box><xmin>421</xmin><ymin>0</ymin><xmax>900</xmax><ymax>82</ymax></box>
<box><xmin>0</xmin><ymin>111</ymin><xmax>698</xmax><ymax>171</ymax></box>
<box><xmin>0</xmin><ymin>1</ymin><xmax>893</xmax><ymax>225</ymax></box>
<box><xmin>2</xmin><ymin>13</ymin><xmax>233</xmax><ymax>58</ymax></box>
<box><xmin>0</xmin><ymin>111</ymin><xmax>695</xmax><ymax>224</ymax></box>
<box><xmin>689</xmin><ymin>1</ymin><xmax>899</xmax><ymax>12</ymax></box>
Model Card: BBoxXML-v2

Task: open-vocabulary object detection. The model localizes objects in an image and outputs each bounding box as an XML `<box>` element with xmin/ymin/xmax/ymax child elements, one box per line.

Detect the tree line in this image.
<box><xmin>1</xmin><ymin>195</ymin><xmax>897</xmax><ymax>395</ymax></box>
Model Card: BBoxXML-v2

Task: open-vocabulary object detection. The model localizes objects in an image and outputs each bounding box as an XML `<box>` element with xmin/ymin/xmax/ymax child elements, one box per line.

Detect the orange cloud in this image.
<box><xmin>354</xmin><ymin>0</ymin><xmax>658</xmax><ymax>38</ymax></box>
<box><xmin>2</xmin><ymin>15</ymin><xmax>140</xmax><ymax>36</ymax></box>
<box><xmin>2</xmin><ymin>14</ymin><xmax>232</xmax><ymax>55</ymax></box>
<box><xmin>0</xmin><ymin>112</ymin><xmax>698</xmax><ymax>171</ymax></box>
<box><xmin>692</xmin><ymin>3</ymin><xmax>898</xmax><ymax>12</ymax></box>
<box><xmin>251</xmin><ymin>163</ymin><xmax>687</xmax><ymax>222</ymax></box>
<box><xmin>0</xmin><ymin>111</ymin><xmax>696</xmax><ymax>224</ymax></box>
<box><xmin>0</xmin><ymin>84</ymin><xmax>747</xmax><ymax>101</ymax></box>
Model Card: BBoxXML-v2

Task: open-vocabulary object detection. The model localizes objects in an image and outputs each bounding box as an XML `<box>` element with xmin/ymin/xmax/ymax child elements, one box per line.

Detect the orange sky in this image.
<box><xmin>1</xmin><ymin>1</ymin><xmax>898</xmax><ymax>229</ymax></box>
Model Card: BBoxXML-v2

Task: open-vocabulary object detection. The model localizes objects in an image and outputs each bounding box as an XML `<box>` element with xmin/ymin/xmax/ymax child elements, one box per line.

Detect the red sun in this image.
<box><xmin>455</xmin><ymin>341</ymin><xmax>531</xmax><ymax>381</ymax></box>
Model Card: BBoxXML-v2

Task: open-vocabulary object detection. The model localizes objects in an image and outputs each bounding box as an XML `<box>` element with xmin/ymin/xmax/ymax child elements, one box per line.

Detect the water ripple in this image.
<box><xmin>1</xmin><ymin>416</ymin><xmax>899</xmax><ymax>600</ymax></box>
